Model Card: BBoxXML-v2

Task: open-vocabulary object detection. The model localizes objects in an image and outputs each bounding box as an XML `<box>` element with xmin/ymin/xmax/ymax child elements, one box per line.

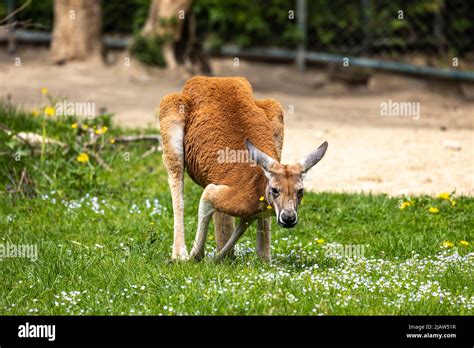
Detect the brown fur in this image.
<box><xmin>160</xmin><ymin>76</ymin><xmax>284</xmax><ymax>218</ymax></box>
<box><xmin>159</xmin><ymin>76</ymin><xmax>327</xmax><ymax>261</ymax></box>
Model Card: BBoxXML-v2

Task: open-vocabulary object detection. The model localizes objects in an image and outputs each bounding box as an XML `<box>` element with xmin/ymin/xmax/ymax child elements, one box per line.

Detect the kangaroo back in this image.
<box><xmin>182</xmin><ymin>76</ymin><xmax>280</xmax><ymax>188</ymax></box>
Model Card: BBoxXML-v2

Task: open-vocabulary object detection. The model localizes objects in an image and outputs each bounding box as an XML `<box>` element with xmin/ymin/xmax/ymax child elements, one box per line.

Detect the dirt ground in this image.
<box><xmin>1</xmin><ymin>48</ymin><xmax>473</xmax><ymax>196</ymax></box>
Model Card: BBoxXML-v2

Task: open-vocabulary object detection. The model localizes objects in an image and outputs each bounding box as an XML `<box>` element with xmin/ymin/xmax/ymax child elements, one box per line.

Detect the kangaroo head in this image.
<box><xmin>246</xmin><ymin>139</ymin><xmax>328</xmax><ymax>228</ymax></box>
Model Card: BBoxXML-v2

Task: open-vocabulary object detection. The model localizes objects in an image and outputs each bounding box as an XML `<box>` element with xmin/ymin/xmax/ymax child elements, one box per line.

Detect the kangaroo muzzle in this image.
<box><xmin>278</xmin><ymin>209</ymin><xmax>298</xmax><ymax>228</ymax></box>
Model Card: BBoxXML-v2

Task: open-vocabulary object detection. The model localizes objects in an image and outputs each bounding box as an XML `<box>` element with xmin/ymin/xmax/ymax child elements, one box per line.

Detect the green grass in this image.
<box><xmin>0</xmin><ymin>102</ymin><xmax>473</xmax><ymax>315</ymax></box>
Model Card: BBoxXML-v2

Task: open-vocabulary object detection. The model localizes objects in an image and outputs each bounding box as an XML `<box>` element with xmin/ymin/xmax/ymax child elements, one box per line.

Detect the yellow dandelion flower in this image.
<box><xmin>109</xmin><ymin>138</ymin><xmax>115</xmax><ymax>144</ymax></box>
<box><xmin>44</xmin><ymin>106</ymin><xmax>55</xmax><ymax>117</ymax></box>
<box><xmin>41</xmin><ymin>87</ymin><xmax>48</xmax><ymax>95</ymax></box>
<box><xmin>451</xmin><ymin>200</ymin><xmax>456</xmax><ymax>207</ymax></box>
<box><xmin>71</xmin><ymin>123</ymin><xmax>78</xmax><ymax>129</ymax></box>
<box><xmin>76</xmin><ymin>153</ymin><xmax>89</xmax><ymax>163</ymax></box>
<box><xmin>316</xmin><ymin>239</ymin><xmax>325</xmax><ymax>245</ymax></box>
<box><xmin>259</xmin><ymin>196</ymin><xmax>265</xmax><ymax>201</ymax></box>
<box><xmin>460</xmin><ymin>240</ymin><xmax>469</xmax><ymax>247</ymax></box>
<box><xmin>400</xmin><ymin>201</ymin><xmax>412</xmax><ymax>209</ymax></box>
<box><xmin>266</xmin><ymin>205</ymin><xmax>272</xmax><ymax>210</ymax></box>
<box><xmin>31</xmin><ymin>109</ymin><xmax>40</xmax><ymax>117</ymax></box>
<box><xmin>441</xmin><ymin>241</ymin><xmax>454</xmax><ymax>248</ymax></box>
<box><xmin>429</xmin><ymin>207</ymin><xmax>439</xmax><ymax>214</ymax></box>
<box><xmin>437</xmin><ymin>192</ymin><xmax>450</xmax><ymax>200</ymax></box>
<box><xmin>95</xmin><ymin>126</ymin><xmax>108</xmax><ymax>135</ymax></box>
<box><xmin>82</xmin><ymin>124</ymin><xmax>89</xmax><ymax>130</ymax></box>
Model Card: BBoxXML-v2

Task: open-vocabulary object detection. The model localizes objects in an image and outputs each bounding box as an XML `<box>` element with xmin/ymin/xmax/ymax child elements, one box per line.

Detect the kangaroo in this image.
<box><xmin>159</xmin><ymin>76</ymin><xmax>328</xmax><ymax>261</ymax></box>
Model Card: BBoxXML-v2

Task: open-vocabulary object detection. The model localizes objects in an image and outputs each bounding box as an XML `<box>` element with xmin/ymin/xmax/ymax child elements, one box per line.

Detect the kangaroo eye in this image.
<box><xmin>271</xmin><ymin>187</ymin><xmax>280</xmax><ymax>197</ymax></box>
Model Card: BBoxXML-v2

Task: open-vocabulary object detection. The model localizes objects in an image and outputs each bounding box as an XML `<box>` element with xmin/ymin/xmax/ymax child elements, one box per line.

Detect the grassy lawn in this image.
<box><xmin>0</xmin><ymin>101</ymin><xmax>473</xmax><ymax>315</ymax></box>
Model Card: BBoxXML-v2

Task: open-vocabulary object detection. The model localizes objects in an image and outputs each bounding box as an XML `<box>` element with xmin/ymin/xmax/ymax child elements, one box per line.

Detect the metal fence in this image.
<box><xmin>220</xmin><ymin>0</ymin><xmax>474</xmax><ymax>81</ymax></box>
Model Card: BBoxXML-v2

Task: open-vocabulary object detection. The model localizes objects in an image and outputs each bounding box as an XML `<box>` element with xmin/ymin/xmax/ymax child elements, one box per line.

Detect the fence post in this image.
<box><xmin>296</xmin><ymin>0</ymin><xmax>307</xmax><ymax>71</ymax></box>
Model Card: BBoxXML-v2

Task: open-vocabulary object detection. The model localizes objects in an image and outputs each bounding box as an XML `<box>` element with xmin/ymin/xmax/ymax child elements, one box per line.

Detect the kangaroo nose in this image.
<box><xmin>280</xmin><ymin>210</ymin><xmax>297</xmax><ymax>228</ymax></box>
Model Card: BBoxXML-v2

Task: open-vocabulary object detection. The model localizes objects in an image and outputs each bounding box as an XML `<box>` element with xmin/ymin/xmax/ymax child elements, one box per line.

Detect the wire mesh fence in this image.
<box><xmin>1</xmin><ymin>0</ymin><xmax>473</xmax><ymax>79</ymax></box>
<box><xmin>303</xmin><ymin>0</ymin><xmax>473</xmax><ymax>66</ymax></box>
<box><xmin>208</xmin><ymin>0</ymin><xmax>474</xmax><ymax>80</ymax></box>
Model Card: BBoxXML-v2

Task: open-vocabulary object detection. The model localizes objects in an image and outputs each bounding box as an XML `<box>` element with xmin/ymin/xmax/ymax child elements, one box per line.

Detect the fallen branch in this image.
<box><xmin>0</xmin><ymin>123</ymin><xmax>35</xmax><ymax>156</ymax></box>
<box><xmin>0</xmin><ymin>124</ymin><xmax>67</xmax><ymax>150</ymax></box>
<box><xmin>17</xmin><ymin>131</ymin><xmax>67</xmax><ymax>148</ymax></box>
<box><xmin>0</xmin><ymin>0</ymin><xmax>31</xmax><ymax>25</ymax></box>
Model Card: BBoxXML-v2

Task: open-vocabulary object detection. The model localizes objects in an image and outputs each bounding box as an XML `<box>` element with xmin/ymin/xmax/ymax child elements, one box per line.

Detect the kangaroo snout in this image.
<box><xmin>278</xmin><ymin>209</ymin><xmax>298</xmax><ymax>228</ymax></box>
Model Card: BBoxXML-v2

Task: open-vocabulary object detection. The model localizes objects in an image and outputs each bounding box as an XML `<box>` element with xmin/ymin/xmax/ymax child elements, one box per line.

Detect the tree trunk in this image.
<box><xmin>51</xmin><ymin>0</ymin><xmax>102</xmax><ymax>64</ymax></box>
<box><xmin>142</xmin><ymin>0</ymin><xmax>192</xmax><ymax>69</ymax></box>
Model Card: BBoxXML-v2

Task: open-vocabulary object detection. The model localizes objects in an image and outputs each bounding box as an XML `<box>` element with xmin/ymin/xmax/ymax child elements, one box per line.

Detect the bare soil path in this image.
<box><xmin>1</xmin><ymin>48</ymin><xmax>472</xmax><ymax>196</ymax></box>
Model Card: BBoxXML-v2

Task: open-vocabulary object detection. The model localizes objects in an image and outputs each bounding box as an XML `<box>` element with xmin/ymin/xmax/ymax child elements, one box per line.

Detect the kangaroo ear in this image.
<box><xmin>298</xmin><ymin>141</ymin><xmax>328</xmax><ymax>173</ymax></box>
<box><xmin>245</xmin><ymin>139</ymin><xmax>276</xmax><ymax>176</ymax></box>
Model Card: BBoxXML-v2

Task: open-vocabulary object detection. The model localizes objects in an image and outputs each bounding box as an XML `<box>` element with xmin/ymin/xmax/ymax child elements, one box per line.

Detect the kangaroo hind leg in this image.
<box><xmin>159</xmin><ymin>94</ymin><xmax>188</xmax><ymax>260</ymax></box>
